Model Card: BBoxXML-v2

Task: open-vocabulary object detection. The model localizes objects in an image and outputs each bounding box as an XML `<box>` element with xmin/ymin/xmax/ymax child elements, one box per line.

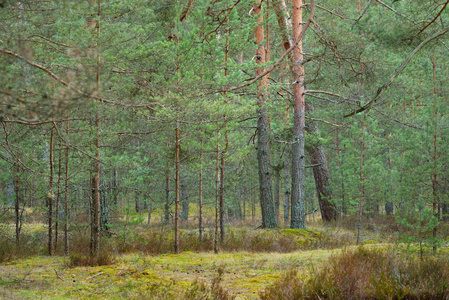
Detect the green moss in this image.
<box><xmin>361</xmin><ymin>239</ymin><xmax>377</xmax><ymax>245</ymax></box>
<box><xmin>280</xmin><ymin>228</ymin><xmax>321</xmax><ymax>239</ymax></box>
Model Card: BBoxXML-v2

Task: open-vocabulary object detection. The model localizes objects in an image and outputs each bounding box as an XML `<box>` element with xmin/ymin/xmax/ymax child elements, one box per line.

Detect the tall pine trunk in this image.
<box><xmin>174</xmin><ymin>125</ymin><xmax>180</xmax><ymax>254</ymax></box>
<box><xmin>305</xmin><ymin>112</ymin><xmax>339</xmax><ymax>222</ymax></box>
<box><xmin>90</xmin><ymin>0</ymin><xmax>101</xmax><ymax>258</ymax></box>
<box><xmin>198</xmin><ymin>136</ymin><xmax>203</xmax><ymax>241</ymax></box>
<box><xmin>48</xmin><ymin>129</ymin><xmax>54</xmax><ymax>256</ymax></box>
<box><xmin>219</xmin><ymin>129</ymin><xmax>229</xmax><ymax>244</ymax></box>
<box><xmin>283</xmin><ymin>155</ymin><xmax>290</xmax><ymax>226</ymax></box>
<box><xmin>254</xmin><ymin>0</ymin><xmax>276</xmax><ymax>228</ymax></box>
<box><xmin>165</xmin><ymin>139</ymin><xmax>171</xmax><ymax>225</ymax></box>
<box><xmin>214</xmin><ymin>123</ymin><xmax>220</xmax><ymax>253</ymax></box>
<box><xmin>290</xmin><ymin>0</ymin><xmax>306</xmax><ymax>229</ymax></box>
<box><xmin>64</xmin><ymin>118</ymin><xmax>70</xmax><ymax>255</ymax></box>
<box><xmin>14</xmin><ymin>166</ymin><xmax>20</xmax><ymax>245</ymax></box>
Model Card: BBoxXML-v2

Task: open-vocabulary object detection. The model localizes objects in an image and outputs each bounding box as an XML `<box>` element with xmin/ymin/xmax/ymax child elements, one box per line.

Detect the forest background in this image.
<box><xmin>1</xmin><ymin>0</ymin><xmax>449</xmax><ymax>295</ymax></box>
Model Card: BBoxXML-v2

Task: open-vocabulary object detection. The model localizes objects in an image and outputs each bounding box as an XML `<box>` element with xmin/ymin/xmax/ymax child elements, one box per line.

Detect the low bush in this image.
<box><xmin>184</xmin><ymin>266</ymin><xmax>236</xmax><ymax>300</ymax></box>
<box><xmin>66</xmin><ymin>229</ymin><xmax>116</xmax><ymax>267</ymax></box>
<box><xmin>0</xmin><ymin>226</ymin><xmax>46</xmax><ymax>263</ymax></box>
<box><xmin>261</xmin><ymin>247</ymin><xmax>449</xmax><ymax>300</ymax></box>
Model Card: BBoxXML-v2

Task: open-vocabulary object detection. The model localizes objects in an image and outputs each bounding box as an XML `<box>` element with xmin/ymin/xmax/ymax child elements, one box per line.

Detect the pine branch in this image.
<box><xmin>344</xmin><ymin>27</ymin><xmax>449</xmax><ymax>118</ymax></box>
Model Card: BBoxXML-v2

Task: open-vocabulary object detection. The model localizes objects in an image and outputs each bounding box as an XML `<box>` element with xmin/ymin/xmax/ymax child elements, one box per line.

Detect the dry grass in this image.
<box><xmin>261</xmin><ymin>247</ymin><xmax>449</xmax><ymax>300</ymax></box>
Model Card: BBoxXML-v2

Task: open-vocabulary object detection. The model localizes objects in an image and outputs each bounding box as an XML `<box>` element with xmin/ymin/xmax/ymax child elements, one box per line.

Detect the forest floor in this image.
<box><xmin>0</xmin><ymin>246</ymin><xmax>354</xmax><ymax>299</ymax></box>
<box><xmin>1</xmin><ymin>216</ymin><xmax>445</xmax><ymax>299</ymax></box>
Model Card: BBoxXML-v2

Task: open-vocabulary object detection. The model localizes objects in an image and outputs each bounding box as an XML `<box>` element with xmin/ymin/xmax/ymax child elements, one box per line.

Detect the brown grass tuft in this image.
<box><xmin>261</xmin><ymin>247</ymin><xmax>449</xmax><ymax>300</ymax></box>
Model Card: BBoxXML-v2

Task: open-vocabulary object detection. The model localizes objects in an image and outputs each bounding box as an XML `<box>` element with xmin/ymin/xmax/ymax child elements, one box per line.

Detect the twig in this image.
<box><xmin>54</xmin><ymin>269</ymin><xmax>64</xmax><ymax>281</ymax></box>
<box><xmin>375</xmin><ymin>0</ymin><xmax>417</xmax><ymax>25</ymax></box>
<box><xmin>415</xmin><ymin>0</ymin><xmax>449</xmax><ymax>37</ymax></box>
<box><xmin>354</xmin><ymin>0</ymin><xmax>374</xmax><ymax>23</ymax></box>
<box><xmin>85</xmin><ymin>272</ymin><xmax>104</xmax><ymax>280</ymax></box>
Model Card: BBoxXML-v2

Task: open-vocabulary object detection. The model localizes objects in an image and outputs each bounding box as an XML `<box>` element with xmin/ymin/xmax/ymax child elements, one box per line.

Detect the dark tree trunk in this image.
<box><xmin>180</xmin><ymin>176</ymin><xmax>189</xmax><ymax>221</ymax></box>
<box><xmin>174</xmin><ymin>126</ymin><xmax>180</xmax><ymax>254</ymax></box>
<box><xmin>91</xmin><ymin>0</ymin><xmax>101</xmax><ymax>258</ymax></box>
<box><xmin>198</xmin><ymin>136</ymin><xmax>203</xmax><ymax>241</ymax></box>
<box><xmin>55</xmin><ymin>142</ymin><xmax>62</xmax><ymax>251</ymax></box>
<box><xmin>442</xmin><ymin>203</ymin><xmax>449</xmax><ymax>221</ymax></box>
<box><xmin>100</xmin><ymin>179</ymin><xmax>110</xmax><ymax>232</ymax></box>
<box><xmin>306</xmin><ymin>116</ymin><xmax>339</xmax><ymax>222</ymax></box>
<box><xmin>14</xmin><ymin>167</ymin><xmax>20</xmax><ymax>245</ymax></box>
<box><xmin>147</xmin><ymin>199</ymin><xmax>153</xmax><ymax>225</ymax></box>
<box><xmin>165</xmin><ymin>154</ymin><xmax>170</xmax><ymax>225</ymax></box>
<box><xmin>274</xmin><ymin>164</ymin><xmax>281</xmax><ymax>223</ymax></box>
<box><xmin>385</xmin><ymin>202</ymin><xmax>394</xmax><ymax>216</ymax></box>
<box><xmin>64</xmin><ymin>118</ymin><xmax>70</xmax><ymax>255</ymax></box>
<box><xmin>219</xmin><ymin>130</ymin><xmax>229</xmax><ymax>244</ymax></box>
<box><xmin>283</xmin><ymin>155</ymin><xmax>290</xmax><ymax>226</ymax></box>
<box><xmin>48</xmin><ymin>129</ymin><xmax>54</xmax><ymax>256</ymax></box>
<box><xmin>214</xmin><ymin>123</ymin><xmax>220</xmax><ymax>253</ymax></box>
<box><xmin>254</xmin><ymin>1</ymin><xmax>276</xmax><ymax>228</ymax></box>
<box><xmin>112</xmin><ymin>169</ymin><xmax>119</xmax><ymax>208</ymax></box>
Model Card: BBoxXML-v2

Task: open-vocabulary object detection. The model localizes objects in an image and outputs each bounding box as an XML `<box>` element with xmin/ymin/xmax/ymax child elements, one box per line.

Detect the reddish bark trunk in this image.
<box><xmin>290</xmin><ymin>0</ymin><xmax>306</xmax><ymax>229</ymax></box>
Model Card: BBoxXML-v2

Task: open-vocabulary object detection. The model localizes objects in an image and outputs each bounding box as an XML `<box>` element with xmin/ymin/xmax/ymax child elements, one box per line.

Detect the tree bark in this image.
<box><xmin>357</xmin><ymin>119</ymin><xmax>365</xmax><ymax>245</ymax></box>
<box><xmin>180</xmin><ymin>175</ymin><xmax>189</xmax><ymax>221</ymax></box>
<box><xmin>48</xmin><ymin>129</ymin><xmax>54</xmax><ymax>256</ymax></box>
<box><xmin>174</xmin><ymin>125</ymin><xmax>180</xmax><ymax>254</ymax></box>
<box><xmin>90</xmin><ymin>0</ymin><xmax>101</xmax><ymax>258</ymax></box>
<box><xmin>305</xmin><ymin>114</ymin><xmax>339</xmax><ymax>222</ymax></box>
<box><xmin>254</xmin><ymin>0</ymin><xmax>276</xmax><ymax>228</ymax></box>
<box><xmin>55</xmin><ymin>141</ymin><xmax>62</xmax><ymax>251</ymax></box>
<box><xmin>214</xmin><ymin>123</ymin><xmax>220</xmax><ymax>253</ymax></box>
<box><xmin>165</xmin><ymin>139</ymin><xmax>171</xmax><ymax>225</ymax></box>
<box><xmin>219</xmin><ymin>129</ymin><xmax>229</xmax><ymax>244</ymax></box>
<box><xmin>64</xmin><ymin>118</ymin><xmax>70</xmax><ymax>255</ymax></box>
<box><xmin>290</xmin><ymin>0</ymin><xmax>306</xmax><ymax>229</ymax></box>
<box><xmin>14</xmin><ymin>166</ymin><xmax>20</xmax><ymax>245</ymax></box>
<box><xmin>283</xmin><ymin>155</ymin><xmax>290</xmax><ymax>226</ymax></box>
<box><xmin>274</xmin><ymin>164</ymin><xmax>281</xmax><ymax>223</ymax></box>
<box><xmin>198</xmin><ymin>136</ymin><xmax>203</xmax><ymax>241</ymax></box>
<box><xmin>432</xmin><ymin>52</ymin><xmax>438</xmax><ymax>253</ymax></box>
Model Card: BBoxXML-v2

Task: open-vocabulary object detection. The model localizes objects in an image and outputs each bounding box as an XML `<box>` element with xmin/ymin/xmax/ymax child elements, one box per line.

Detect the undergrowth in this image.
<box><xmin>260</xmin><ymin>247</ymin><xmax>449</xmax><ymax>300</ymax></box>
<box><xmin>110</xmin><ymin>225</ymin><xmax>356</xmax><ymax>255</ymax></box>
<box><xmin>66</xmin><ymin>229</ymin><xmax>116</xmax><ymax>267</ymax></box>
<box><xmin>184</xmin><ymin>266</ymin><xmax>236</xmax><ymax>300</ymax></box>
<box><xmin>0</xmin><ymin>225</ymin><xmax>46</xmax><ymax>263</ymax></box>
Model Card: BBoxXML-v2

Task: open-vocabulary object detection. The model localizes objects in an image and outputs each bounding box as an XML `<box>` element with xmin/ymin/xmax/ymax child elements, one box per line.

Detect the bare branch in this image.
<box><xmin>375</xmin><ymin>0</ymin><xmax>417</xmax><ymax>25</ymax></box>
<box><xmin>416</xmin><ymin>0</ymin><xmax>449</xmax><ymax>37</ymax></box>
<box><xmin>354</xmin><ymin>0</ymin><xmax>374</xmax><ymax>23</ymax></box>
<box><xmin>306</xmin><ymin>89</ymin><xmax>342</xmax><ymax>98</ymax></box>
<box><xmin>305</xmin><ymin>116</ymin><xmax>343</xmax><ymax>127</ymax></box>
<box><xmin>28</xmin><ymin>34</ymin><xmax>71</xmax><ymax>48</ymax></box>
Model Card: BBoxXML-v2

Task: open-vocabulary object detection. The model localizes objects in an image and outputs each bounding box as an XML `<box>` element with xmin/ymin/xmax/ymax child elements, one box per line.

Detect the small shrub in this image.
<box><xmin>68</xmin><ymin>250</ymin><xmax>116</xmax><ymax>267</ymax></box>
<box><xmin>184</xmin><ymin>266</ymin><xmax>236</xmax><ymax>300</ymax></box>
<box><xmin>260</xmin><ymin>269</ymin><xmax>307</xmax><ymax>300</ymax></box>
<box><xmin>66</xmin><ymin>230</ymin><xmax>116</xmax><ymax>267</ymax></box>
<box><xmin>0</xmin><ymin>237</ymin><xmax>14</xmax><ymax>263</ymax></box>
<box><xmin>0</xmin><ymin>227</ymin><xmax>45</xmax><ymax>263</ymax></box>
